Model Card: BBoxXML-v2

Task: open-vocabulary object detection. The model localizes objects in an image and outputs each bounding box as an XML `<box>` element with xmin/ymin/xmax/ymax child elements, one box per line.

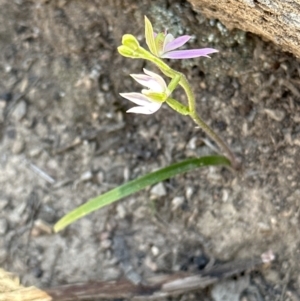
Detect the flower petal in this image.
<box><xmin>164</xmin><ymin>35</ymin><xmax>191</xmax><ymax>53</ymax></box>
<box><xmin>163</xmin><ymin>33</ymin><xmax>174</xmax><ymax>46</ymax></box>
<box><xmin>161</xmin><ymin>48</ymin><xmax>218</xmax><ymax>59</ymax></box>
<box><xmin>119</xmin><ymin>92</ymin><xmax>151</xmax><ymax>106</ymax></box>
<box><xmin>127</xmin><ymin>102</ymin><xmax>161</xmax><ymax>114</ymax></box>
<box><xmin>145</xmin><ymin>16</ymin><xmax>158</xmax><ymax>56</ymax></box>
<box><xmin>130</xmin><ymin>74</ymin><xmax>163</xmax><ymax>92</ymax></box>
<box><xmin>143</xmin><ymin>69</ymin><xmax>167</xmax><ymax>91</ymax></box>
<box><xmin>154</xmin><ymin>32</ymin><xmax>165</xmax><ymax>55</ymax></box>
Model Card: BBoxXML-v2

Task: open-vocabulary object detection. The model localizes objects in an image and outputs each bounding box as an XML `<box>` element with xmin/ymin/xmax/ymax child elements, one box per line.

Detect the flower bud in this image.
<box><xmin>118</xmin><ymin>45</ymin><xmax>138</xmax><ymax>58</ymax></box>
<box><xmin>122</xmin><ymin>34</ymin><xmax>140</xmax><ymax>50</ymax></box>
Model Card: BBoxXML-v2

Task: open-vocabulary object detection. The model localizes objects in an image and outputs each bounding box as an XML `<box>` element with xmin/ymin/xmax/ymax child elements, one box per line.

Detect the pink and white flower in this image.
<box><xmin>120</xmin><ymin>69</ymin><xmax>168</xmax><ymax>115</ymax></box>
<box><xmin>145</xmin><ymin>16</ymin><xmax>218</xmax><ymax>59</ymax></box>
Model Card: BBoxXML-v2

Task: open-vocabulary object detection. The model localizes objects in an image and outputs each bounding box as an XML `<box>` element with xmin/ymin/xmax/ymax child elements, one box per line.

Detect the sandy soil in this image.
<box><xmin>0</xmin><ymin>0</ymin><xmax>300</xmax><ymax>300</ymax></box>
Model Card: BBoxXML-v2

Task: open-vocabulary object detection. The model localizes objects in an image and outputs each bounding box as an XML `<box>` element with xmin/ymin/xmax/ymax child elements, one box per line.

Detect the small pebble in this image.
<box><xmin>221</xmin><ymin>203</ymin><xmax>236</xmax><ymax>218</ymax></box>
<box><xmin>29</xmin><ymin>148</ymin><xmax>42</xmax><ymax>157</ymax></box>
<box><xmin>4</xmin><ymin>65</ymin><xmax>12</xmax><ymax>73</ymax></box>
<box><xmin>187</xmin><ymin>137</ymin><xmax>197</xmax><ymax>150</ymax></box>
<box><xmin>0</xmin><ymin>249</ymin><xmax>7</xmax><ymax>264</ymax></box>
<box><xmin>0</xmin><ymin>99</ymin><xmax>7</xmax><ymax>108</ymax></box>
<box><xmin>294</xmin><ymin>139</ymin><xmax>300</xmax><ymax>146</ymax></box>
<box><xmin>257</xmin><ymin>221</ymin><xmax>271</xmax><ymax>233</ymax></box>
<box><xmin>293</xmin><ymin>114</ymin><xmax>300</xmax><ymax>123</ymax></box>
<box><xmin>171</xmin><ymin>196</ymin><xmax>185</xmax><ymax>211</ymax></box>
<box><xmin>96</xmin><ymin>171</ymin><xmax>104</xmax><ymax>183</ymax></box>
<box><xmin>116</xmin><ymin>204</ymin><xmax>127</xmax><ymax>219</ymax></box>
<box><xmin>144</xmin><ymin>256</ymin><xmax>158</xmax><ymax>271</ymax></box>
<box><xmin>12</xmin><ymin>100</ymin><xmax>27</xmax><ymax>121</ymax></box>
<box><xmin>264</xmin><ymin>108</ymin><xmax>285</xmax><ymax>122</ymax></box>
<box><xmin>80</xmin><ymin>171</ymin><xmax>93</xmax><ymax>181</ymax></box>
<box><xmin>0</xmin><ymin>199</ymin><xmax>8</xmax><ymax>210</ymax></box>
<box><xmin>100</xmin><ymin>231</ymin><xmax>110</xmax><ymax>241</ymax></box>
<box><xmin>31</xmin><ymin>219</ymin><xmax>52</xmax><ymax>236</ymax></box>
<box><xmin>102</xmin><ymin>267</ymin><xmax>121</xmax><ymax>281</ymax></box>
<box><xmin>151</xmin><ymin>246</ymin><xmax>159</xmax><ymax>256</ymax></box>
<box><xmin>263</xmin><ymin>269</ymin><xmax>280</xmax><ymax>284</ymax></box>
<box><xmin>0</xmin><ymin>109</ymin><xmax>4</xmax><ymax>123</ymax></box>
<box><xmin>185</xmin><ymin>187</ymin><xmax>194</xmax><ymax>200</ymax></box>
<box><xmin>150</xmin><ymin>183</ymin><xmax>166</xmax><ymax>197</ymax></box>
<box><xmin>222</xmin><ymin>189</ymin><xmax>229</xmax><ymax>202</ymax></box>
<box><xmin>100</xmin><ymin>239</ymin><xmax>112</xmax><ymax>249</ymax></box>
<box><xmin>0</xmin><ymin>218</ymin><xmax>8</xmax><ymax>235</ymax></box>
<box><xmin>12</xmin><ymin>139</ymin><xmax>25</xmax><ymax>154</ymax></box>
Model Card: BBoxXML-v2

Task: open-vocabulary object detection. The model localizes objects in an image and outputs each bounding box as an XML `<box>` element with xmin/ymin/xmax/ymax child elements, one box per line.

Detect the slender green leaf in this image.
<box><xmin>53</xmin><ymin>156</ymin><xmax>230</xmax><ymax>232</ymax></box>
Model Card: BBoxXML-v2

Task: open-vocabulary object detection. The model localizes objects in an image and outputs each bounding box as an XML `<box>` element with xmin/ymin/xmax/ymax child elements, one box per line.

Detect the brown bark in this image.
<box><xmin>188</xmin><ymin>0</ymin><xmax>300</xmax><ymax>58</ymax></box>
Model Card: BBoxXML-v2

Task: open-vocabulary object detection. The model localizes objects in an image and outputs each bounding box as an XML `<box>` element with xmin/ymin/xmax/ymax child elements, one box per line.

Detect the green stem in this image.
<box><xmin>189</xmin><ymin>111</ymin><xmax>240</xmax><ymax>170</ymax></box>
<box><xmin>166</xmin><ymin>98</ymin><xmax>190</xmax><ymax>115</ymax></box>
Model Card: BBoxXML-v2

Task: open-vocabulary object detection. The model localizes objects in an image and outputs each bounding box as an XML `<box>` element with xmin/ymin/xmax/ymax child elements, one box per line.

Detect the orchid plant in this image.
<box><xmin>53</xmin><ymin>16</ymin><xmax>238</xmax><ymax>232</ymax></box>
<box><xmin>119</xmin><ymin>16</ymin><xmax>239</xmax><ymax>169</ymax></box>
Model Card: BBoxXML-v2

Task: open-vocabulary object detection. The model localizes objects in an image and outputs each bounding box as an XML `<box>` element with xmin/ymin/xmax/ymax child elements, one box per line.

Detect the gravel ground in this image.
<box><xmin>0</xmin><ymin>0</ymin><xmax>300</xmax><ymax>300</ymax></box>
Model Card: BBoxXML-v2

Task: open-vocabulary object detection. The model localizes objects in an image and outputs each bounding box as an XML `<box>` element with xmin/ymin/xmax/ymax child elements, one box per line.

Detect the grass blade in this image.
<box><xmin>53</xmin><ymin>156</ymin><xmax>230</xmax><ymax>232</ymax></box>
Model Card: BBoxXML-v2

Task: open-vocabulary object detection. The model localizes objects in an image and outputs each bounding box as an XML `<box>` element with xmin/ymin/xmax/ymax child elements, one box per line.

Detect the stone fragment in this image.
<box><xmin>171</xmin><ymin>196</ymin><xmax>185</xmax><ymax>211</ymax></box>
<box><xmin>0</xmin><ymin>199</ymin><xmax>8</xmax><ymax>210</ymax></box>
<box><xmin>150</xmin><ymin>183</ymin><xmax>167</xmax><ymax>197</ymax></box>
<box><xmin>0</xmin><ymin>218</ymin><xmax>8</xmax><ymax>235</ymax></box>
<box><xmin>116</xmin><ymin>204</ymin><xmax>127</xmax><ymax>219</ymax></box>
<box><xmin>0</xmin><ymin>249</ymin><xmax>7</xmax><ymax>264</ymax></box>
<box><xmin>264</xmin><ymin>108</ymin><xmax>285</xmax><ymax>122</ymax></box>
<box><xmin>80</xmin><ymin>171</ymin><xmax>93</xmax><ymax>181</ymax></box>
<box><xmin>11</xmin><ymin>100</ymin><xmax>27</xmax><ymax>121</ymax></box>
<box><xmin>100</xmin><ymin>239</ymin><xmax>112</xmax><ymax>249</ymax></box>
<box><xmin>12</xmin><ymin>139</ymin><xmax>25</xmax><ymax>154</ymax></box>
<box><xmin>31</xmin><ymin>219</ymin><xmax>52</xmax><ymax>236</ymax></box>
<box><xmin>211</xmin><ymin>276</ymin><xmax>249</xmax><ymax>301</ymax></box>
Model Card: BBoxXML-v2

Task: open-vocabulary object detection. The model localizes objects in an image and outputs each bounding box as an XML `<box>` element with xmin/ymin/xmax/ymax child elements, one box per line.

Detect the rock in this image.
<box><xmin>11</xmin><ymin>100</ymin><xmax>27</xmax><ymax>121</ymax></box>
<box><xmin>188</xmin><ymin>0</ymin><xmax>300</xmax><ymax>58</ymax></box>
<box><xmin>150</xmin><ymin>183</ymin><xmax>167</xmax><ymax>197</ymax></box>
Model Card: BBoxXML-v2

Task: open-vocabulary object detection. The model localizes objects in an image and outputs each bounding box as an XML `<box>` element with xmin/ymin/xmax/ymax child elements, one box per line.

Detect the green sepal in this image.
<box><xmin>145</xmin><ymin>16</ymin><xmax>158</xmax><ymax>56</ymax></box>
<box><xmin>118</xmin><ymin>45</ymin><xmax>139</xmax><ymax>58</ymax></box>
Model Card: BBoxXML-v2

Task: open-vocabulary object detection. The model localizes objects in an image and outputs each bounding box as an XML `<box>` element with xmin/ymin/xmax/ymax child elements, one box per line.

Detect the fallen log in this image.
<box><xmin>188</xmin><ymin>0</ymin><xmax>300</xmax><ymax>58</ymax></box>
